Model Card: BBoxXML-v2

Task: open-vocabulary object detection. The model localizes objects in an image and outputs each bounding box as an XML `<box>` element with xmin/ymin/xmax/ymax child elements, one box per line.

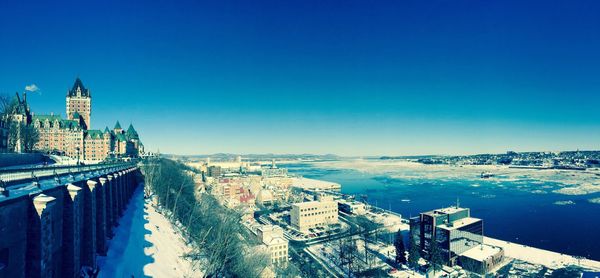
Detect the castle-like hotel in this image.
<box><xmin>5</xmin><ymin>78</ymin><xmax>143</xmax><ymax>161</ymax></box>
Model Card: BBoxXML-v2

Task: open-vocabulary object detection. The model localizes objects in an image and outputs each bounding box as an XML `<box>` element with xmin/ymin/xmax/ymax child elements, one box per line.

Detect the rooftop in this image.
<box><xmin>290</xmin><ymin>177</ymin><xmax>341</xmax><ymax>190</ymax></box>
<box><xmin>435</xmin><ymin>206</ymin><xmax>466</xmax><ymax>214</ymax></box>
<box><xmin>292</xmin><ymin>199</ymin><xmax>336</xmax><ymax>208</ymax></box>
<box><xmin>437</xmin><ymin>216</ymin><xmax>482</xmax><ymax>231</ymax></box>
<box><xmin>68</xmin><ymin>78</ymin><xmax>91</xmax><ymax>97</ymax></box>
<box><xmin>423</xmin><ymin>206</ymin><xmax>468</xmax><ymax>217</ymax></box>
<box><xmin>460</xmin><ymin>244</ymin><xmax>503</xmax><ymax>262</ymax></box>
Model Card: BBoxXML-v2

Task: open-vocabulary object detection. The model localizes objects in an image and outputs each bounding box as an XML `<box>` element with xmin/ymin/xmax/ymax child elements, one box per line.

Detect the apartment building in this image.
<box><xmin>290</xmin><ymin>195</ymin><xmax>338</xmax><ymax>232</ymax></box>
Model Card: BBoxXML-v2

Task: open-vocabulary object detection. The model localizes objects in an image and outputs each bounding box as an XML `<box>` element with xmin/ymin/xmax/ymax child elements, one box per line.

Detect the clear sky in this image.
<box><xmin>1</xmin><ymin>0</ymin><xmax>599</xmax><ymax>156</ymax></box>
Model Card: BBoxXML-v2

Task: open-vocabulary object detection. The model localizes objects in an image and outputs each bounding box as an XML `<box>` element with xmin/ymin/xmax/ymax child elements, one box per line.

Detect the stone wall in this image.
<box><xmin>0</xmin><ymin>153</ymin><xmax>47</xmax><ymax>168</ymax></box>
<box><xmin>0</xmin><ymin>167</ymin><xmax>140</xmax><ymax>278</ymax></box>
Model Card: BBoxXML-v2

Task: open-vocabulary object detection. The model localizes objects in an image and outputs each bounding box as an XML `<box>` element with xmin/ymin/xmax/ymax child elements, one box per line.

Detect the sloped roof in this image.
<box><xmin>114</xmin><ymin>132</ymin><xmax>127</xmax><ymax>141</ymax></box>
<box><xmin>85</xmin><ymin>129</ymin><xmax>105</xmax><ymax>139</ymax></box>
<box><xmin>68</xmin><ymin>78</ymin><xmax>91</xmax><ymax>97</ymax></box>
<box><xmin>33</xmin><ymin>114</ymin><xmax>61</xmax><ymax>122</ymax></box>
<box><xmin>114</xmin><ymin>121</ymin><xmax>122</xmax><ymax>129</ymax></box>
<box><xmin>126</xmin><ymin>123</ymin><xmax>139</xmax><ymax>140</ymax></box>
<box><xmin>62</xmin><ymin>119</ymin><xmax>81</xmax><ymax>129</ymax></box>
<box><xmin>33</xmin><ymin>115</ymin><xmax>82</xmax><ymax>130</ymax></box>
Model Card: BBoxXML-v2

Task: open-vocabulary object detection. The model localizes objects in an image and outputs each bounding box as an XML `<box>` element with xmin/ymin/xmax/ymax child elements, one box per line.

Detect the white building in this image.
<box><xmin>256</xmin><ymin>189</ymin><xmax>275</xmax><ymax>205</ymax></box>
<box><xmin>290</xmin><ymin>196</ymin><xmax>338</xmax><ymax>232</ymax></box>
<box><xmin>338</xmin><ymin>200</ymin><xmax>367</xmax><ymax>215</ymax></box>
<box><xmin>290</xmin><ymin>177</ymin><xmax>341</xmax><ymax>192</ymax></box>
<box><xmin>256</xmin><ymin>225</ymin><xmax>289</xmax><ymax>265</ymax></box>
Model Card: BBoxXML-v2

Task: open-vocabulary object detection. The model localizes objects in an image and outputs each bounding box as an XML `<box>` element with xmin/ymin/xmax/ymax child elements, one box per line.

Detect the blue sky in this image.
<box><xmin>1</xmin><ymin>0</ymin><xmax>599</xmax><ymax>156</ymax></box>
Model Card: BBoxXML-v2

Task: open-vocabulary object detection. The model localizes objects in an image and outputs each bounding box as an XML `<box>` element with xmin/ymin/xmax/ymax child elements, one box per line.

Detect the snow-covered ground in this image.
<box><xmin>484</xmin><ymin>237</ymin><xmax>600</xmax><ymax>271</ymax></box>
<box><xmin>98</xmin><ymin>185</ymin><xmax>197</xmax><ymax>278</ymax></box>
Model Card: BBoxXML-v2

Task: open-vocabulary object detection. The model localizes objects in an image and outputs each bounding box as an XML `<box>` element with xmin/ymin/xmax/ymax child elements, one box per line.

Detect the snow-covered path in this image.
<box><xmin>97</xmin><ymin>185</ymin><xmax>196</xmax><ymax>278</ymax></box>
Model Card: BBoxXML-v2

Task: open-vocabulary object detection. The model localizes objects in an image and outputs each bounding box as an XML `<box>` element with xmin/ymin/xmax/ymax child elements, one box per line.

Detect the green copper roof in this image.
<box><xmin>126</xmin><ymin>123</ymin><xmax>139</xmax><ymax>140</ymax></box>
<box><xmin>33</xmin><ymin>115</ymin><xmax>81</xmax><ymax>129</ymax></box>
<box><xmin>114</xmin><ymin>121</ymin><xmax>122</xmax><ymax>129</ymax></box>
<box><xmin>115</xmin><ymin>133</ymin><xmax>127</xmax><ymax>141</ymax></box>
<box><xmin>62</xmin><ymin>119</ymin><xmax>80</xmax><ymax>129</ymax></box>
<box><xmin>85</xmin><ymin>129</ymin><xmax>105</xmax><ymax>139</ymax></box>
<box><xmin>33</xmin><ymin>114</ymin><xmax>61</xmax><ymax>121</ymax></box>
<box><xmin>104</xmin><ymin>126</ymin><xmax>110</xmax><ymax>133</ymax></box>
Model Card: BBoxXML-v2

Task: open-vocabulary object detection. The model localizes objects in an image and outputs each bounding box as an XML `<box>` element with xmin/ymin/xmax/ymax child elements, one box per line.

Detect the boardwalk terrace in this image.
<box><xmin>0</xmin><ymin>163</ymin><xmax>140</xmax><ymax>277</ymax></box>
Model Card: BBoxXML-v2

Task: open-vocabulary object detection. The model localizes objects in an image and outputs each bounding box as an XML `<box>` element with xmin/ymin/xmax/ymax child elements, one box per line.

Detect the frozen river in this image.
<box><xmin>282</xmin><ymin>159</ymin><xmax>600</xmax><ymax>261</ymax></box>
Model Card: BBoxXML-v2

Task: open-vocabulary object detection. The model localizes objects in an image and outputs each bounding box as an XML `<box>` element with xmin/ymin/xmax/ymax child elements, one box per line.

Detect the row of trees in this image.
<box><xmin>393</xmin><ymin>229</ymin><xmax>443</xmax><ymax>275</ymax></box>
<box><xmin>330</xmin><ymin>216</ymin><xmax>386</xmax><ymax>276</ymax></box>
<box><xmin>141</xmin><ymin>158</ymin><xmax>270</xmax><ymax>277</ymax></box>
<box><xmin>1</xmin><ymin>94</ymin><xmax>39</xmax><ymax>153</ymax></box>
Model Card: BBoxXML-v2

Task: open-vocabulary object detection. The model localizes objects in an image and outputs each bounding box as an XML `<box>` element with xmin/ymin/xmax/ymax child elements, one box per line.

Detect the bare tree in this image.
<box><xmin>21</xmin><ymin>124</ymin><xmax>39</xmax><ymax>152</ymax></box>
<box><xmin>0</xmin><ymin>94</ymin><xmax>16</xmax><ymax>119</ymax></box>
<box><xmin>355</xmin><ymin>215</ymin><xmax>381</xmax><ymax>269</ymax></box>
<box><xmin>334</xmin><ymin>236</ymin><xmax>360</xmax><ymax>276</ymax></box>
<box><xmin>144</xmin><ymin>158</ymin><xmax>269</xmax><ymax>277</ymax></box>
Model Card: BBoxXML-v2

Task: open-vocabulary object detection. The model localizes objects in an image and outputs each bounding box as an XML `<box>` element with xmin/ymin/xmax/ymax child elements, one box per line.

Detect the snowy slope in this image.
<box><xmin>98</xmin><ymin>186</ymin><xmax>197</xmax><ymax>277</ymax></box>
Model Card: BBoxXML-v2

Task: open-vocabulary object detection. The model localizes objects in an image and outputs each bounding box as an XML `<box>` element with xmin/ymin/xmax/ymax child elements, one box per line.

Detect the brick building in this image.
<box><xmin>7</xmin><ymin>78</ymin><xmax>145</xmax><ymax>161</ymax></box>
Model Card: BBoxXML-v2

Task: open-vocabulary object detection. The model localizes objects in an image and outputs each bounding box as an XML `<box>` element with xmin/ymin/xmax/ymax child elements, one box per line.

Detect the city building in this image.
<box><xmin>290</xmin><ymin>195</ymin><xmax>338</xmax><ymax>232</ymax></box>
<box><xmin>256</xmin><ymin>225</ymin><xmax>289</xmax><ymax>265</ymax></box>
<box><xmin>459</xmin><ymin>244</ymin><xmax>505</xmax><ymax>275</ymax></box>
<box><xmin>290</xmin><ymin>177</ymin><xmax>341</xmax><ymax>192</ymax></box>
<box><xmin>261</xmin><ymin>167</ymin><xmax>288</xmax><ymax>177</ymax></box>
<box><xmin>1</xmin><ymin>93</ymin><xmax>33</xmax><ymax>153</ymax></box>
<box><xmin>32</xmin><ymin>114</ymin><xmax>84</xmax><ymax>158</ymax></box>
<box><xmin>3</xmin><ymin>78</ymin><xmax>144</xmax><ymax>160</ymax></box>
<box><xmin>410</xmin><ymin>205</ymin><xmax>504</xmax><ymax>274</ymax></box>
<box><xmin>261</xmin><ymin>159</ymin><xmax>288</xmax><ymax>177</ymax></box>
<box><xmin>66</xmin><ymin>77</ymin><xmax>92</xmax><ymax>129</ymax></box>
<box><xmin>207</xmin><ymin>165</ymin><xmax>222</xmax><ymax>177</ymax></box>
<box><xmin>256</xmin><ymin>189</ymin><xmax>275</xmax><ymax>206</ymax></box>
<box><xmin>338</xmin><ymin>199</ymin><xmax>367</xmax><ymax>215</ymax></box>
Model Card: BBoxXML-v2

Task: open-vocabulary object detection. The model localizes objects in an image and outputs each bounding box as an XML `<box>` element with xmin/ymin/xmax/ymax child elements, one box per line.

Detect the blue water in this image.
<box><xmin>282</xmin><ymin>162</ymin><xmax>600</xmax><ymax>260</ymax></box>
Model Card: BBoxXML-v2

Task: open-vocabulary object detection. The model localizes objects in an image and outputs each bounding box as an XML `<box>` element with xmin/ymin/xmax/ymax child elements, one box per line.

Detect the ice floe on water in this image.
<box><xmin>588</xmin><ymin>197</ymin><xmax>600</xmax><ymax>204</ymax></box>
<box><xmin>309</xmin><ymin>159</ymin><xmax>600</xmax><ymax>196</ymax></box>
<box><xmin>553</xmin><ymin>200</ymin><xmax>576</xmax><ymax>206</ymax></box>
<box><xmin>553</xmin><ymin>182</ymin><xmax>600</xmax><ymax>195</ymax></box>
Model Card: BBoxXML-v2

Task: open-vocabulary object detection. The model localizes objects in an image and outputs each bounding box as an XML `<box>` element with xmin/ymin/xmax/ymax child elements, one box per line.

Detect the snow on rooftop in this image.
<box><xmin>290</xmin><ymin>177</ymin><xmax>341</xmax><ymax>190</ymax></box>
<box><xmin>484</xmin><ymin>237</ymin><xmax>600</xmax><ymax>271</ymax></box>
<box><xmin>293</xmin><ymin>200</ymin><xmax>324</xmax><ymax>207</ymax></box>
<box><xmin>459</xmin><ymin>244</ymin><xmax>502</xmax><ymax>261</ymax></box>
<box><xmin>435</xmin><ymin>206</ymin><xmax>465</xmax><ymax>214</ymax></box>
<box><xmin>437</xmin><ymin>217</ymin><xmax>481</xmax><ymax>230</ymax></box>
